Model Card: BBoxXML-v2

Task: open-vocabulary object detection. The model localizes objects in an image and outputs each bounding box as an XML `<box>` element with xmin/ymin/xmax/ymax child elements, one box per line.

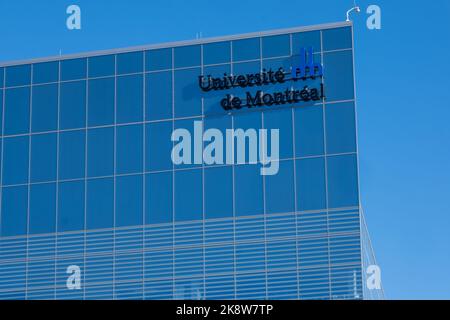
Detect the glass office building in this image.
<box><xmin>0</xmin><ymin>21</ymin><xmax>378</xmax><ymax>299</ymax></box>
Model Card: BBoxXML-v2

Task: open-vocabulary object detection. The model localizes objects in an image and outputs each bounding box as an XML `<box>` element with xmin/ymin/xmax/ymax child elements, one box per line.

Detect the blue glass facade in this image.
<box><xmin>0</xmin><ymin>21</ymin><xmax>364</xmax><ymax>300</ymax></box>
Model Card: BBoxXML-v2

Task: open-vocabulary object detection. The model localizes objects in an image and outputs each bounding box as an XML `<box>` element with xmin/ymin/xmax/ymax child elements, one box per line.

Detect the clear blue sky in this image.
<box><xmin>1</xmin><ymin>0</ymin><xmax>449</xmax><ymax>299</ymax></box>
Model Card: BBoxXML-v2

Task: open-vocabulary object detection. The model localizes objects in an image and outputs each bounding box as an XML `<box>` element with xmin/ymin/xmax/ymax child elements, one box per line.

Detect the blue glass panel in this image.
<box><xmin>61</xmin><ymin>58</ymin><xmax>87</xmax><ymax>81</ymax></box>
<box><xmin>33</xmin><ymin>61</ymin><xmax>59</xmax><ymax>84</ymax></box>
<box><xmin>145</xmin><ymin>71</ymin><xmax>172</xmax><ymax>120</ymax></box>
<box><xmin>145</xmin><ymin>48</ymin><xmax>172</xmax><ymax>71</ymax></box>
<box><xmin>296</xmin><ymin>157</ymin><xmax>326</xmax><ymax>211</ymax></box>
<box><xmin>88</xmin><ymin>54</ymin><xmax>115</xmax><ymax>77</ymax></box>
<box><xmin>232</xmin><ymin>38</ymin><xmax>260</xmax><ymax>62</ymax></box>
<box><xmin>145</xmin><ymin>120</ymin><xmax>173</xmax><ymax>171</ymax></box>
<box><xmin>117</xmin><ymin>51</ymin><xmax>143</xmax><ymax>74</ymax></box>
<box><xmin>31</xmin><ymin>84</ymin><xmax>58</xmax><ymax>132</ymax></box>
<box><xmin>327</xmin><ymin>154</ymin><xmax>359</xmax><ymax>208</ymax></box>
<box><xmin>116</xmin><ymin>124</ymin><xmax>143</xmax><ymax>174</ymax></box>
<box><xmin>59</xmin><ymin>130</ymin><xmax>85</xmax><ymax>180</ymax></box>
<box><xmin>204</xmin><ymin>166</ymin><xmax>233</xmax><ymax>219</ymax></box>
<box><xmin>58</xmin><ymin>180</ymin><xmax>85</xmax><ymax>232</ymax></box>
<box><xmin>322</xmin><ymin>27</ymin><xmax>352</xmax><ymax>51</ymax></box>
<box><xmin>292</xmin><ymin>31</ymin><xmax>321</xmax><ymax>54</ymax></box>
<box><xmin>116</xmin><ymin>174</ymin><xmax>143</xmax><ymax>227</ymax></box>
<box><xmin>174</xmin><ymin>169</ymin><xmax>202</xmax><ymax>221</ymax></box>
<box><xmin>87</xmin><ymin>127</ymin><xmax>114</xmax><ymax>177</ymax></box>
<box><xmin>145</xmin><ymin>171</ymin><xmax>173</xmax><ymax>224</ymax></box>
<box><xmin>263</xmin><ymin>108</ymin><xmax>293</xmax><ymax>159</ymax></box>
<box><xmin>0</xmin><ymin>67</ymin><xmax>4</xmax><ymax>87</ymax></box>
<box><xmin>174</xmin><ymin>67</ymin><xmax>202</xmax><ymax>117</ymax></box>
<box><xmin>262</xmin><ymin>34</ymin><xmax>290</xmax><ymax>58</ymax></box>
<box><xmin>233</xmin><ymin>111</ymin><xmax>262</xmax><ymax>164</ymax></box>
<box><xmin>203</xmin><ymin>41</ymin><xmax>231</xmax><ymax>65</ymax></box>
<box><xmin>88</xmin><ymin>77</ymin><xmax>114</xmax><ymax>126</ymax></box>
<box><xmin>235</xmin><ymin>164</ymin><xmax>263</xmax><ymax>216</ymax></box>
<box><xmin>5</xmin><ymin>64</ymin><xmax>31</xmax><ymax>87</ymax></box>
<box><xmin>203</xmin><ymin>115</ymin><xmax>232</xmax><ymax>167</ymax></box>
<box><xmin>203</xmin><ymin>64</ymin><xmax>231</xmax><ymax>115</ymax></box>
<box><xmin>1</xmin><ymin>186</ymin><xmax>28</xmax><ymax>236</ymax></box>
<box><xmin>86</xmin><ymin>177</ymin><xmax>114</xmax><ymax>229</ymax></box>
<box><xmin>29</xmin><ymin>183</ymin><xmax>56</xmax><ymax>234</ymax></box>
<box><xmin>4</xmin><ymin>87</ymin><xmax>30</xmax><ymax>135</ymax></box>
<box><xmin>266</xmin><ymin>160</ymin><xmax>295</xmax><ymax>214</ymax></box>
<box><xmin>60</xmin><ymin>80</ymin><xmax>86</xmax><ymax>130</ymax></box>
<box><xmin>174</xmin><ymin>45</ymin><xmax>200</xmax><ymax>68</ymax></box>
<box><xmin>3</xmin><ymin>136</ymin><xmax>29</xmax><ymax>185</ymax></box>
<box><xmin>294</xmin><ymin>105</ymin><xmax>324</xmax><ymax>157</ymax></box>
<box><xmin>326</xmin><ymin>102</ymin><xmax>356</xmax><ymax>154</ymax></box>
<box><xmin>173</xmin><ymin>119</ymin><xmax>202</xmax><ymax>169</ymax></box>
<box><xmin>31</xmin><ymin>133</ymin><xmax>57</xmax><ymax>183</ymax></box>
<box><xmin>117</xmin><ymin>74</ymin><xmax>143</xmax><ymax>123</ymax></box>
<box><xmin>323</xmin><ymin>50</ymin><xmax>354</xmax><ymax>102</ymax></box>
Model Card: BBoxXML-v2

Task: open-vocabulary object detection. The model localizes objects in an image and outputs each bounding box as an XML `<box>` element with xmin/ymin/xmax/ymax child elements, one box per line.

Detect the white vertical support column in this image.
<box><xmin>0</xmin><ymin>68</ymin><xmax>6</xmax><ymax>259</ymax></box>
<box><xmin>200</xmin><ymin>43</ymin><xmax>206</xmax><ymax>300</ymax></box>
<box><xmin>142</xmin><ymin>50</ymin><xmax>146</xmax><ymax>300</ymax></box>
<box><xmin>83</xmin><ymin>56</ymin><xmax>89</xmax><ymax>300</ymax></box>
<box><xmin>54</xmin><ymin>59</ymin><xmax>61</xmax><ymax>300</ymax></box>
<box><xmin>113</xmin><ymin>54</ymin><xmax>117</xmax><ymax>299</ymax></box>
<box><xmin>171</xmin><ymin>47</ymin><xmax>176</xmax><ymax>299</ymax></box>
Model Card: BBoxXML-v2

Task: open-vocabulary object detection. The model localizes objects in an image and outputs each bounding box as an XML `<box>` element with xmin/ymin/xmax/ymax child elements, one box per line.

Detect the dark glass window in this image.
<box><xmin>29</xmin><ymin>183</ymin><xmax>56</xmax><ymax>234</ymax></box>
<box><xmin>4</xmin><ymin>87</ymin><xmax>30</xmax><ymax>135</ymax></box>
<box><xmin>59</xmin><ymin>130</ymin><xmax>85</xmax><ymax>180</ymax></box>
<box><xmin>88</xmin><ymin>54</ymin><xmax>115</xmax><ymax>78</ymax></box>
<box><xmin>116</xmin><ymin>124</ymin><xmax>143</xmax><ymax>174</ymax></box>
<box><xmin>60</xmin><ymin>80</ymin><xmax>86</xmax><ymax>129</ymax></box>
<box><xmin>61</xmin><ymin>58</ymin><xmax>87</xmax><ymax>81</ymax></box>
<box><xmin>294</xmin><ymin>105</ymin><xmax>324</xmax><ymax>157</ymax></box>
<box><xmin>117</xmin><ymin>51</ymin><xmax>143</xmax><ymax>75</ymax></box>
<box><xmin>1</xmin><ymin>186</ymin><xmax>28</xmax><ymax>236</ymax></box>
<box><xmin>174</xmin><ymin>169</ymin><xmax>202</xmax><ymax>221</ymax></box>
<box><xmin>174</xmin><ymin>67</ymin><xmax>202</xmax><ymax>117</ymax></box>
<box><xmin>203</xmin><ymin>41</ymin><xmax>231</xmax><ymax>65</ymax></box>
<box><xmin>292</xmin><ymin>31</ymin><xmax>321</xmax><ymax>54</ymax></box>
<box><xmin>325</xmin><ymin>102</ymin><xmax>356</xmax><ymax>154</ymax></box>
<box><xmin>232</xmin><ymin>38</ymin><xmax>260</xmax><ymax>62</ymax></box>
<box><xmin>116</xmin><ymin>174</ymin><xmax>143</xmax><ymax>227</ymax></box>
<box><xmin>117</xmin><ymin>74</ymin><xmax>143</xmax><ymax>123</ymax></box>
<box><xmin>5</xmin><ymin>64</ymin><xmax>31</xmax><ymax>87</ymax></box>
<box><xmin>327</xmin><ymin>154</ymin><xmax>359</xmax><ymax>208</ymax></box>
<box><xmin>3</xmin><ymin>136</ymin><xmax>29</xmax><ymax>185</ymax></box>
<box><xmin>145</xmin><ymin>171</ymin><xmax>173</xmax><ymax>224</ymax></box>
<box><xmin>296</xmin><ymin>157</ymin><xmax>326</xmax><ymax>211</ymax></box>
<box><xmin>174</xmin><ymin>45</ymin><xmax>200</xmax><ymax>68</ymax></box>
<box><xmin>203</xmin><ymin>64</ymin><xmax>231</xmax><ymax>115</ymax></box>
<box><xmin>0</xmin><ymin>67</ymin><xmax>4</xmax><ymax>87</ymax></box>
<box><xmin>263</xmin><ymin>109</ymin><xmax>293</xmax><ymax>159</ymax></box>
<box><xmin>58</xmin><ymin>180</ymin><xmax>85</xmax><ymax>232</ymax></box>
<box><xmin>235</xmin><ymin>164</ymin><xmax>263</xmax><ymax>216</ymax></box>
<box><xmin>262</xmin><ymin>35</ymin><xmax>290</xmax><ymax>58</ymax></box>
<box><xmin>173</xmin><ymin>119</ymin><xmax>202</xmax><ymax>169</ymax></box>
<box><xmin>30</xmin><ymin>133</ymin><xmax>57</xmax><ymax>183</ymax></box>
<box><xmin>86</xmin><ymin>177</ymin><xmax>114</xmax><ymax>229</ymax></box>
<box><xmin>145</xmin><ymin>120</ymin><xmax>173</xmax><ymax>171</ymax></box>
<box><xmin>145</xmin><ymin>71</ymin><xmax>172</xmax><ymax>120</ymax></box>
<box><xmin>31</xmin><ymin>84</ymin><xmax>58</xmax><ymax>132</ymax></box>
<box><xmin>145</xmin><ymin>48</ymin><xmax>172</xmax><ymax>71</ymax></box>
<box><xmin>33</xmin><ymin>61</ymin><xmax>59</xmax><ymax>84</ymax></box>
<box><xmin>323</xmin><ymin>50</ymin><xmax>354</xmax><ymax>102</ymax></box>
<box><xmin>87</xmin><ymin>127</ymin><xmax>114</xmax><ymax>177</ymax></box>
<box><xmin>204</xmin><ymin>166</ymin><xmax>233</xmax><ymax>219</ymax></box>
<box><xmin>88</xmin><ymin>77</ymin><xmax>114</xmax><ymax>126</ymax></box>
<box><xmin>265</xmin><ymin>160</ymin><xmax>295</xmax><ymax>214</ymax></box>
<box><xmin>322</xmin><ymin>27</ymin><xmax>352</xmax><ymax>51</ymax></box>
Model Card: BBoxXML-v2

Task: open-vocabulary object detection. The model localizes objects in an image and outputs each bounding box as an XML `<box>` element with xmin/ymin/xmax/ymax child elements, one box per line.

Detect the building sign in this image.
<box><xmin>198</xmin><ymin>47</ymin><xmax>325</xmax><ymax>110</ymax></box>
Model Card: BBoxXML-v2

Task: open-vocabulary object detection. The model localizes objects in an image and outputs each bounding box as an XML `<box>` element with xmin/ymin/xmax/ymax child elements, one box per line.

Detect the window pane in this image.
<box><xmin>32</xmin><ymin>84</ymin><xmax>58</xmax><ymax>132</ymax></box>
<box><xmin>1</xmin><ymin>186</ymin><xmax>28</xmax><ymax>236</ymax></box>
<box><xmin>88</xmin><ymin>77</ymin><xmax>115</xmax><ymax>126</ymax></box>
<box><xmin>117</xmin><ymin>51</ymin><xmax>143</xmax><ymax>74</ymax></box>
<box><xmin>29</xmin><ymin>183</ymin><xmax>56</xmax><ymax>234</ymax></box>
<box><xmin>265</xmin><ymin>160</ymin><xmax>294</xmax><ymax>214</ymax></box>
<box><xmin>235</xmin><ymin>164</ymin><xmax>263</xmax><ymax>216</ymax></box>
<box><xmin>5</xmin><ymin>64</ymin><xmax>31</xmax><ymax>87</ymax></box>
<box><xmin>322</xmin><ymin>27</ymin><xmax>352</xmax><ymax>51</ymax></box>
<box><xmin>145</xmin><ymin>120</ymin><xmax>173</xmax><ymax>171</ymax></box>
<box><xmin>325</xmin><ymin>102</ymin><xmax>356</xmax><ymax>154</ymax></box>
<box><xmin>58</xmin><ymin>180</ymin><xmax>85</xmax><ymax>232</ymax></box>
<box><xmin>116</xmin><ymin>174</ymin><xmax>143</xmax><ymax>227</ymax></box>
<box><xmin>86</xmin><ymin>177</ymin><xmax>114</xmax><ymax>229</ymax></box>
<box><xmin>233</xmin><ymin>111</ymin><xmax>262</xmax><ymax>164</ymax></box>
<box><xmin>174</xmin><ymin>169</ymin><xmax>202</xmax><ymax>221</ymax></box>
<box><xmin>87</xmin><ymin>127</ymin><xmax>114</xmax><ymax>177</ymax></box>
<box><xmin>145</xmin><ymin>171</ymin><xmax>173</xmax><ymax>224</ymax></box>
<box><xmin>117</xmin><ymin>74</ymin><xmax>143</xmax><ymax>123</ymax></box>
<box><xmin>203</xmin><ymin>115</ymin><xmax>232</xmax><ymax>167</ymax></box>
<box><xmin>292</xmin><ymin>31</ymin><xmax>321</xmax><ymax>54</ymax></box>
<box><xmin>60</xmin><ymin>80</ymin><xmax>86</xmax><ymax>130</ymax></box>
<box><xmin>296</xmin><ymin>157</ymin><xmax>326</xmax><ymax>211</ymax></box>
<box><xmin>263</xmin><ymin>108</ymin><xmax>292</xmax><ymax>159</ymax></box>
<box><xmin>203</xmin><ymin>41</ymin><xmax>230</xmax><ymax>65</ymax></box>
<box><xmin>116</xmin><ymin>124</ymin><xmax>143</xmax><ymax>174</ymax></box>
<box><xmin>174</xmin><ymin>45</ymin><xmax>200</xmax><ymax>68</ymax></box>
<box><xmin>294</xmin><ymin>105</ymin><xmax>324</xmax><ymax>157</ymax></box>
<box><xmin>88</xmin><ymin>54</ymin><xmax>115</xmax><ymax>78</ymax></box>
<box><xmin>262</xmin><ymin>35</ymin><xmax>290</xmax><ymax>58</ymax></box>
<box><xmin>0</xmin><ymin>67</ymin><xmax>4</xmax><ymax>87</ymax></box>
<box><xmin>4</xmin><ymin>87</ymin><xmax>30</xmax><ymax>135</ymax></box>
<box><xmin>33</xmin><ymin>61</ymin><xmax>58</xmax><ymax>84</ymax></box>
<box><xmin>145</xmin><ymin>71</ymin><xmax>172</xmax><ymax>120</ymax></box>
<box><xmin>327</xmin><ymin>154</ymin><xmax>359</xmax><ymax>208</ymax></box>
<box><xmin>203</xmin><ymin>64</ymin><xmax>230</xmax><ymax>115</ymax></box>
<box><xmin>145</xmin><ymin>48</ymin><xmax>172</xmax><ymax>71</ymax></box>
<box><xmin>204</xmin><ymin>166</ymin><xmax>233</xmax><ymax>219</ymax></box>
<box><xmin>31</xmin><ymin>133</ymin><xmax>57</xmax><ymax>183</ymax></box>
<box><xmin>174</xmin><ymin>67</ymin><xmax>202</xmax><ymax>117</ymax></box>
<box><xmin>59</xmin><ymin>130</ymin><xmax>85</xmax><ymax>180</ymax></box>
<box><xmin>323</xmin><ymin>50</ymin><xmax>354</xmax><ymax>102</ymax></box>
<box><xmin>173</xmin><ymin>119</ymin><xmax>202</xmax><ymax>169</ymax></box>
<box><xmin>232</xmin><ymin>38</ymin><xmax>260</xmax><ymax>62</ymax></box>
<box><xmin>61</xmin><ymin>58</ymin><xmax>87</xmax><ymax>81</ymax></box>
<box><xmin>3</xmin><ymin>136</ymin><xmax>29</xmax><ymax>185</ymax></box>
